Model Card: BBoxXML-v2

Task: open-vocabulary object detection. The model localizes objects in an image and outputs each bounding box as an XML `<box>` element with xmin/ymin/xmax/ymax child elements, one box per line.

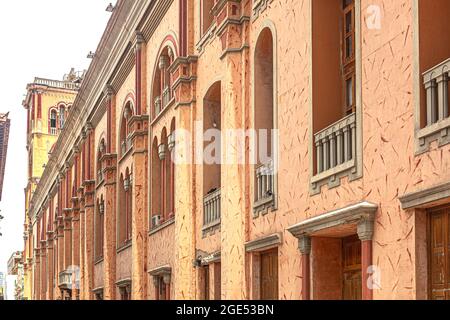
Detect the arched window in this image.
<box><xmin>201</xmin><ymin>0</ymin><xmax>215</xmax><ymax>35</ymax></box>
<box><xmin>59</xmin><ymin>104</ymin><xmax>66</xmax><ymax>129</ymax></box>
<box><xmin>167</xmin><ymin>118</ymin><xmax>176</xmax><ymax>218</ymax></box>
<box><xmin>118</xmin><ymin>168</ymin><xmax>132</xmax><ymax>245</ymax></box>
<box><xmin>49</xmin><ymin>109</ymin><xmax>58</xmax><ymax>135</ymax></box>
<box><xmin>97</xmin><ymin>139</ymin><xmax>106</xmax><ymax>183</ymax></box>
<box><xmin>151</xmin><ymin>137</ymin><xmax>162</xmax><ymax>228</ymax></box>
<box><xmin>120</xmin><ymin>102</ymin><xmax>134</xmax><ymax>157</ymax></box>
<box><xmin>152</xmin><ymin>46</ymin><xmax>175</xmax><ymax>119</ymax></box>
<box><xmin>254</xmin><ymin>27</ymin><xmax>276</xmax><ymax>212</ymax></box>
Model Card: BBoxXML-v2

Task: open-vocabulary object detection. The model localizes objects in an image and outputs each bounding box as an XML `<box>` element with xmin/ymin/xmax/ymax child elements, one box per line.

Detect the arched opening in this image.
<box><xmin>201</xmin><ymin>0</ymin><xmax>215</xmax><ymax>35</ymax></box>
<box><xmin>202</xmin><ymin>81</ymin><xmax>221</xmax><ymax>231</ymax></box>
<box><xmin>254</xmin><ymin>27</ymin><xmax>275</xmax><ymax>211</ymax></box>
<box><xmin>118</xmin><ymin>168</ymin><xmax>132</xmax><ymax>245</ymax></box>
<box><xmin>167</xmin><ymin>118</ymin><xmax>176</xmax><ymax>218</ymax></box>
<box><xmin>160</xmin><ymin>128</ymin><xmax>169</xmax><ymax>221</ymax></box>
<box><xmin>120</xmin><ymin>102</ymin><xmax>134</xmax><ymax>157</ymax></box>
<box><xmin>152</xmin><ymin>46</ymin><xmax>175</xmax><ymax>119</ymax></box>
<box><xmin>97</xmin><ymin>139</ymin><xmax>106</xmax><ymax>183</ymax></box>
<box><xmin>151</xmin><ymin>137</ymin><xmax>162</xmax><ymax>228</ymax></box>
<box><xmin>59</xmin><ymin>104</ymin><xmax>66</xmax><ymax>129</ymax></box>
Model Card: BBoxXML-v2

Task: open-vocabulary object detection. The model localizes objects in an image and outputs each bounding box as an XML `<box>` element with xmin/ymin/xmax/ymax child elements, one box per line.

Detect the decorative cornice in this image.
<box><xmin>399</xmin><ymin>181</ymin><xmax>450</xmax><ymax>209</ymax></box>
<box><xmin>245</xmin><ymin>233</ymin><xmax>282</xmax><ymax>253</ymax></box>
<box><xmin>287</xmin><ymin>201</ymin><xmax>378</xmax><ymax>238</ymax></box>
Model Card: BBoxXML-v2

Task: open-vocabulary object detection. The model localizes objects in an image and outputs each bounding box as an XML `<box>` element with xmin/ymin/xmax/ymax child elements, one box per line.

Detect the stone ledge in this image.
<box><xmin>245</xmin><ymin>233</ymin><xmax>282</xmax><ymax>253</ymax></box>
<box><xmin>287</xmin><ymin>201</ymin><xmax>378</xmax><ymax>238</ymax></box>
<box><xmin>148</xmin><ymin>218</ymin><xmax>175</xmax><ymax>236</ymax></box>
<box><xmin>399</xmin><ymin>181</ymin><xmax>450</xmax><ymax>209</ymax></box>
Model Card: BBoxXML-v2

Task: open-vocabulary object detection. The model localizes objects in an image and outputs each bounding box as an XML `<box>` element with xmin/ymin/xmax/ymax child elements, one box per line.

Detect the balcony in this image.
<box><xmin>50</xmin><ymin>127</ymin><xmax>58</xmax><ymax>136</ymax></box>
<box><xmin>312</xmin><ymin>113</ymin><xmax>357</xmax><ymax>193</ymax></box>
<box><xmin>58</xmin><ymin>270</ymin><xmax>73</xmax><ymax>290</ymax></box>
<box><xmin>254</xmin><ymin>160</ymin><xmax>275</xmax><ymax>215</ymax></box>
<box><xmin>203</xmin><ymin>188</ymin><xmax>221</xmax><ymax>234</ymax></box>
<box><xmin>121</xmin><ymin>135</ymin><xmax>133</xmax><ymax>156</ymax></box>
<box><xmin>418</xmin><ymin>58</ymin><xmax>450</xmax><ymax>152</ymax></box>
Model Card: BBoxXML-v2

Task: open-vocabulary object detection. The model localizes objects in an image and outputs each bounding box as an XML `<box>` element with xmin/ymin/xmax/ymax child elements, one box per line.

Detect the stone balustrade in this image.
<box><xmin>423</xmin><ymin>58</ymin><xmax>450</xmax><ymax>126</ymax></box>
<box><xmin>314</xmin><ymin>113</ymin><xmax>356</xmax><ymax>175</ymax></box>
<box><xmin>254</xmin><ymin>160</ymin><xmax>275</xmax><ymax>214</ymax></box>
<box><xmin>203</xmin><ymin>188</ymin><xmax>221</xmax><ymax>231</ymax></box>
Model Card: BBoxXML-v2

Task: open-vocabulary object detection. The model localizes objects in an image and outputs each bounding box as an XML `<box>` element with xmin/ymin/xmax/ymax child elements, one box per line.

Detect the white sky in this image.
<box><xmin>0</xmin><ymin>0</ymin><xmax>113</xmax><ymax>299</ymax></box>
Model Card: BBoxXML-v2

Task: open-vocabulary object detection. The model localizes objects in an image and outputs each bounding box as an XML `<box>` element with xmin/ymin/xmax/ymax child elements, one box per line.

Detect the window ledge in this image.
<box><xmin>94</xmin><ymin>257</ymin><xmax>104</xmax><ymax>266</ymax></box>
<box><xmin>119</xmin><ymin>147</ymin><xmax>133</xmax><ymax>164</ymax></box>
<box><xmin>116</xmin><ymin>241</ymin><xmax>132</xmax><ymax>254</ymax></box>
<box><xmin>202</xmin><ymin>220</ymin><xmax>221</xmax><ymax>238</ymax></box>
<box><xmin>196</xmin><ymin>24</ymin><xmax>217</xmax><ymax>54</ymax></box>
<box><xmin>148</xmin><ymin>218</ymin><xmax>175</xmax><ymax>236</ymax></box>
<box><xmin>311</xmin><ymin>160</ymin><xmax>358</xmax><ymax>195</ymax></box>
<box><xmin>416</xmin><ymin>117</ymin><xmax>450</xmax><ymax>154</ymax></box>
<box><xmin>253</xmin><ymin>195</ymin><xmax>276</xmax><ymax>218</ymax></box>
<box><xmin>151</xmin><ymin>98</ymin><xmax>176</xmax><ymax>127</ymax></box>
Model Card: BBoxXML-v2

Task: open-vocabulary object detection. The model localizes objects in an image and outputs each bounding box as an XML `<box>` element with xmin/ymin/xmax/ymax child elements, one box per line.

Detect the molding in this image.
<box><xmin>148</xmin><ymin>265</ymin><xmax>172</xmax><ymax>276</ymax></box>
<box><xmin>116</xmin><ymin>278</ymin><xmax>132</xmax><ymax>288</ymax></box>
<box><xmin>245</xmin><ymin>233</ymin><xmax>282</xmax><ymax>252</ymax></box>
<box><xmin>287</xmin><ymin>201</ymin><xmax>378</xmax><ymax>238</ymax></box>
<box><xmin>399</xmin><ymin>181</ymin><xmax>450</xmax><ymax>209</ymax></box>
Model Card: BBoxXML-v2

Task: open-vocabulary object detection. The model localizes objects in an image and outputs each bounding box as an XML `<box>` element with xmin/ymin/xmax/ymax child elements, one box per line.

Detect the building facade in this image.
<box><xmin>21</xmin><ymin>72</ymin><xmax>81</xmax><ymax>300</ymax></box>
<box><xmin>0</xmin><ymin>112</ymin><xmax>11</xmax><ymax>201</ymax></box>
<box><xmin>22</xmin><ymin>0</ymin><xmax>450</xmax><ymax>300</ymax></box>
<box><xmin>8</xmin><ymin>251</ymin><xmax>25</xmax><ymax>300</ymax></box>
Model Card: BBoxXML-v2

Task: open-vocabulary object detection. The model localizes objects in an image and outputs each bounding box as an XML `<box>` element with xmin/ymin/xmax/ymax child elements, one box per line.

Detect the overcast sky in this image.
<box><xmin>0</xmin><ymin>0</ymin><xmax>113</xmax><ymax>299</ymax></box>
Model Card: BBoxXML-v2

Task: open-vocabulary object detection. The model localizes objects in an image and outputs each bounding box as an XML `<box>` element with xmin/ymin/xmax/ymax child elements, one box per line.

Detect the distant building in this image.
<box><xmin>0</xmin><ymin>113</ymin><xmax>11</xmax><ymax>201</ymax></box>
<box><xmin>0</xmin><ymin>272</ymin><xmax>6</xmax><ymax>300</ymax></box>
<box><xmin>8</xmin><ymin>251</ymin><xmax>24</xmax><ymax>300</ymax></box>
<box><xmin>20</xmin><ymin>70</ymin><xmax>81</xmax><ymax>300</ymax></box>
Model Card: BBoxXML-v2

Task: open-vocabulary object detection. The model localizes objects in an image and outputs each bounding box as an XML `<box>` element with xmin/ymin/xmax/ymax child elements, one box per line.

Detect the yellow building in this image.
<box><xmin>21</xmin><ymin>70</ymin><xmax>82</xmax><ymax>300</ymax></box>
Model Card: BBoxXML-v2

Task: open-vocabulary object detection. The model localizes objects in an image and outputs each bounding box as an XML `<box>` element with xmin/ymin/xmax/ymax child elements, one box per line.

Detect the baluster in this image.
<box><xmin>336</xmin><ymin>131</ymin><xmax>343</xmax><ymax>165</ymax></box>
<box><xmin>425</xmin><ymin>79</ymin><xmax>438</xmax><ymax>126</ymax></box>
<box><xmin>343</xmin><ymin>127</ymin><xmax>350</xmax><ymax>162</ymax></box>
<box><xmin>218</xmin><ymin>194</ymin><xmax>221</xmax><ymax>220</ymax></box>
<box><xmin>323</xmin><ymin>137</ymin><xmax>330</xmax><ymax>171</ymax></box>
<box><xmin>437</xmin><ymin>73</ymin><xmax>449</xmax><ymax>121</ymax></box>
<box><xmin>329</xmin><ymin>133</ymin><xmax>336</xmax><ymax>169</ymax></box>
<box><xmin>316</xmin><ymin>140</ymin><xmax>323</xmax><ymax>174</ymax></box>
<box><xmin>351</xmin><ymin>123</ymin><xmax>356</xmax><ymax>161</ymax></box>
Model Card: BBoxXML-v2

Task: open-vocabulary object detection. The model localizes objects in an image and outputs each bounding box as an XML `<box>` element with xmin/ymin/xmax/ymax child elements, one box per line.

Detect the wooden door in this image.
<box><xmin>342</xmin><ymin>235</ymin><xmax>362</xmax><ymax>300</ymax></box>
<box><xmin>429</xmin><ymin>207</ymin><xmax>450</xmax><ymax>300</ymax></box>
<box><xmin>260</xmin><ymin>249</ymin><xmax>279</xmax><ymax>300</ymax></box>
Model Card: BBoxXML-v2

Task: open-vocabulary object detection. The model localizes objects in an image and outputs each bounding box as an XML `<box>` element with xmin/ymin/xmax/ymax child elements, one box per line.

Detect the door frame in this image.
<box><xmin>427</xmin><ymin>204</ymin><xmax>450</xmax><ymax>300</ymax></box>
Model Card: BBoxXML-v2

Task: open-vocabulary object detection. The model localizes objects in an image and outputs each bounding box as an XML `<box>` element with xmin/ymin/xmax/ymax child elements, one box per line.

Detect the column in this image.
<box><xmin>357</xmin><ymin>218</ymin><xmax>374</xmax><ymax>300</ymax></box>
<box><xmin>103</xmin><ymin>153</ymin><xmax>117</xmax><ymax>300</ymax></box>
<box><xmin>46</xmin><ymin>233</ymin><xmax>54</xmax><ymax>300</ymax></box>
<box><xmin>83</xmin><ymin>124</ymin><xmax>95</xmax><ymax>300</ymax></box>
<box><xmin>299</xmin><ymin>235</ymin><xmax>311</xmax><ymax>301</ymax></box>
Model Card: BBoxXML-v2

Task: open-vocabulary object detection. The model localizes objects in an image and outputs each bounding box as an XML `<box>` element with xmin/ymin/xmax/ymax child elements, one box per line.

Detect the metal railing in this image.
<box><xmin>314</xmin><ymin>113</ymin><xmax>356</xmax><ymax>175</ymax></box>
<box><xmin>423</xmin><ymin>58</ymin><xmax>450</xmax><ymax>126</ymax></box>
<box><xmin>203</xmin><ymin>188</ymin><xmax>221</xmax><ymax>229</ymax></box>
<box><xmin>50</xmin><ymin>127</ymin><xmax>58</xmax><ymax>136</ymax></box>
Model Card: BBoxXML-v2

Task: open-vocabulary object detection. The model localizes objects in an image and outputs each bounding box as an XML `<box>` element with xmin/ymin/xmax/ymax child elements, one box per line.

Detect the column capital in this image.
<box><xmin>104</xmin><ymin>84</ymin><xmax>115</xmax><ymax>98</ymax></box>
<box><xmin>135</xmin><ymin>31</ymin><xmax>145</xmax><ymax>49</ymax></box>
<box><xmin>357</xmin><ymin>217</ymin><xmax>374</xmax><ymax>241</ymax></box>
<box><xmin>298</xmin><ymin>235</ymin><xmax>312</xmax><ymax>255</ymax></box>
